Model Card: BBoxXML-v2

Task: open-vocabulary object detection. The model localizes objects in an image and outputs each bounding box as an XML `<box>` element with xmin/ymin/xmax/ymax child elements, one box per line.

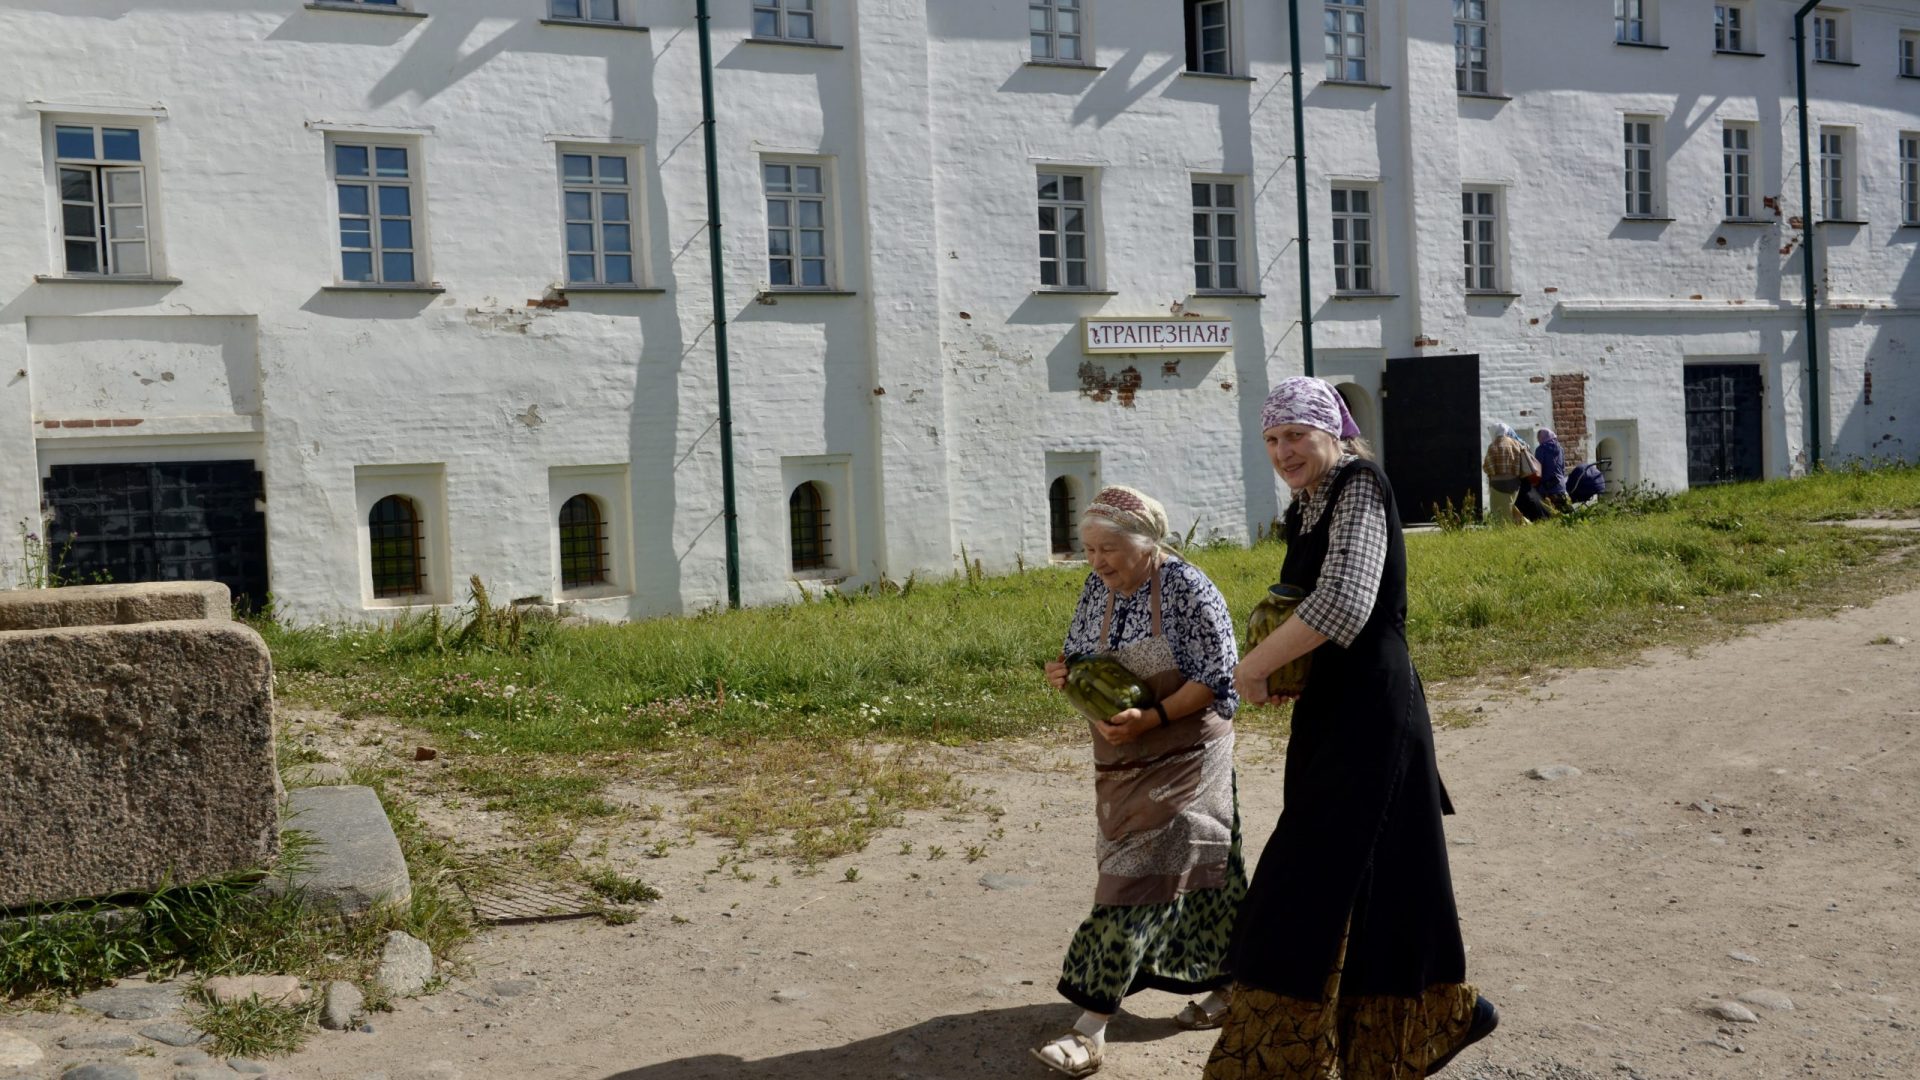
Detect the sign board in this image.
<box><xmin>1081</xmin><ymin>317</ymin><xmax>1234</xmax><ymax>354</ymax></box>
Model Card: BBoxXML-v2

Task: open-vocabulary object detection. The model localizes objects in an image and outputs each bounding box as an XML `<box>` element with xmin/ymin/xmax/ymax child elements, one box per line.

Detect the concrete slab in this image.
<box><xmin>0</xmin><ymin>581</ymin><xmax>231</xmax><ymax>632</ymax></box>
<box><xmin>274</xmin><ymin>785</ymin><xmax>412</xmax><ymax>916</ymax></box>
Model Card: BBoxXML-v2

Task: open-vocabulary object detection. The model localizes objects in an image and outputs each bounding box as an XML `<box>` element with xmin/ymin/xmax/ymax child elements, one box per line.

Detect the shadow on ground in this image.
<box><xmin>599</xmin><ymin>1003</ymin><xmax>1196</xmax><ymax>1079</ymax></box>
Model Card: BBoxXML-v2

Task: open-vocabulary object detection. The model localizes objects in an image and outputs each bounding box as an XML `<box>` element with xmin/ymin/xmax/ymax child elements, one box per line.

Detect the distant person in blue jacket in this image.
<box><xmin>1534</xmin><ymin>428</ymin><xmax>1569</xmax><ymax>512</ymax></box>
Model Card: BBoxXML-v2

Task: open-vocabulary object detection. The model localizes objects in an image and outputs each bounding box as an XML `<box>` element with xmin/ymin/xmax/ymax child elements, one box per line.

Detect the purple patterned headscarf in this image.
<box><xmin>1261</xmin><ymin>376</ymin><xmax>1361</xmax><ymax>439</ymax></box>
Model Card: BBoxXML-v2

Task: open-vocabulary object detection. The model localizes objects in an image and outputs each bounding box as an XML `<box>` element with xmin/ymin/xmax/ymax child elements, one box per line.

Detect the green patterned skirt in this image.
<box><xmin>1056</xmin><ymin>800</ymin><xmax>1248</xmax><ymax>1014</ymax></box>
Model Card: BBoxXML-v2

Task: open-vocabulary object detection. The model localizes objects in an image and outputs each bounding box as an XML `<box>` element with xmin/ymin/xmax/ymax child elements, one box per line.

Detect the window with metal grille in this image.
<box><xmin>1723</xmin><ymin>124</ymin><xmax>1754</xmax><ymax>220</ymax></box>
<box><xmin>369</xmin><ymin>495</ymin><xmax>425</xmax><ymax>599</ymax></box>
<box><xmin>1462</xmin><ymin>189</ymin><xmax>1499</xmax><ymax>292</ymax></box>
<box><xmin>1049</xmin><ymin>477</ymin><xmax>1076</xmax><ymax>555</ymax></box>
<box><xmin>1325</xmin><ymin>0</ymin><xmax>1367</xmax><ymax>80</ymax></box>
<box><xmin>1192</xmin><ymin>180</ymin><xmax>1241</xmax><ymax>292</ymax></box>
<box><xmin>562</xmin><ymin>150</ymin><xmax>635</xmax><ymax>285</ymax></box>
<box><xmin>558</xmin><ymin>494</ymin><xmax>609</xmax><ymax>590</ymax></box>
<box><xmin>789</xmin><ymin>482</ymin><xmax>829</xmax><ymax>571</ymax></box>
<box><xmin>551</xmin><ymin>0</ymin><xmax>617</xmax><ymax>20</ymax></box>
<box><xmin>332</xmin><ymin>140</ymin><xmax>420</xmax><ymax>284</ymax></box>
<box><xmin>1186</xmin><ymin>0</ymin><xmax>1231</xmax><ymax>74</ymax></box>
<box><xmin>54</xmin><ymin>124</ymin><xmax>149</xmax><ymax>277</ymax></box>
<box><xmin>764</xmin><ymin>161</ymin><xmax>829</xmax><ymax>288</ymax></box>
<box><xmin>1031</xmin><ymin>0</ymin><xmax>1084</xmax><ymax>62</ymax></box>
<box><xmin>1454</xmin><ymin>0</ymin><xmax>1489</xmax><ymax>93</ymax></box>
<box><xmin>1624</xmin><ymin>117</ymin><xmax>1657</xmax><ymax>217</ymax></box>
<box><xmin>1038</xmin><ymin>171</ymin><xmax>1091</xmax><ymax>288</ymax></box>
<box><xmin>754</xmin><ymin>0</ymin><xmax>816</xmax><ymax>41</ymax></box>
<box><xmin>1331</xmin><ymin>186</ymin><xmax>1375</xmax><ymax>293</ymax></box>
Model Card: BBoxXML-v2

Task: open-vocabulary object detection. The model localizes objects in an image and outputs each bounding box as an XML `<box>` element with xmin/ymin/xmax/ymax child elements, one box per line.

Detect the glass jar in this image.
<box><xmin>1246</xmin><ymin>583</ymin><xmax>1313</xmax><ymax>698</ymax></box>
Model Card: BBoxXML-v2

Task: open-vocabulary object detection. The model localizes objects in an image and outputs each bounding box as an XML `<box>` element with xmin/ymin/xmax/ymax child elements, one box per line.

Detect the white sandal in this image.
<box><xmin>1030</xmin><ymin>1031</ymin><xmax>1103</xmax><ymax>1077</ymax></box>
<box><xmin>1175</xmin><ymin>997</ymin><xmax>1230</xmax><ymax>1030</ymax></box>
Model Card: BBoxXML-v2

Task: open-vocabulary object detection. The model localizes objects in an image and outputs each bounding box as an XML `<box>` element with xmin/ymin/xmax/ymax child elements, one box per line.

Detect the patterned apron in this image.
<box><xmin>1091</xmin><ymin>559</ymin><xmax>1237</xmax><ymax>906</ymax></box>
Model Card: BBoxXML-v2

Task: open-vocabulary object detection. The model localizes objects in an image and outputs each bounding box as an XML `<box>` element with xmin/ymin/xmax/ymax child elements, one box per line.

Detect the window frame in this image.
<box><xmin>548</xmin><ymin>0</ymin><xmax>620</xmax><ymax>21</ymax></box>
<box><xmin>558</xmin><ymin>144</ymin><xmax>642</xmax><ymax>288</ymax></box>
<box><xmin>1048</xmin><ymin>476</ymin><xmax>1078</xmax><ymax>556</ymax></box>
<box><xmin>788</xmin><ymin>481</ymin><xmax>831</xmax><ymax>573</ymax></box>
<box><xmin>753</xmin><ymin>0</ymin><xmax>819</xmax><ymax>43</ymax></box>
<box><xmin>1901</xmin><ymin>30</ymin><xmax>1919</xmax><ymax>76</ymax></box>
<box><xmin>1714</xmin><ymin>2</ymin><xmax>1750</xmax><ymax>52</ymax></box>
<box><xmin>1901</xmin><ymin>133</ymin><xmax>1920</xmax><ymax>226</ymax></box>
<box><xmin>1812</xmin><ymin>9</ymin><xmax>1847</xmax><ymax>63</ymax></box>
<box><xmin>1191</xmin><ymin>176</ymin><xmax>1245</xmax><ymax>294</ymax></box>
<box><xmin>1037</xmin><ymin>168</ymin><xmax>1098</xmax><ymax>290</ymax></box>
<box><xmin>1614</xmin><ymin>0</ymin><xmax>1654</xmax><ymax>45</ymax></box>
<box><xmin>49</xmin><ymin>119</ymin><xmax>157</xmax><ymax>279</ymax></box>
<box><xmin>761</xmin><ymin>156</ymin><xmax>834</xmax><ymax>291</ymax></box>
<box><xmin>327</xmin><ymin>136</ymin><xmax>426</xmax><ymax>286</ymax></box>
<box><xmin>557</xmin><ymin>493</ymin><xmax>611</xmax><ymax>591</ymax></box>
<box><xmin>1324</xmin><ymin>0</ymin><xmax>1369</xmax><ymax>82</ymax></box>
<box><xmin>1185</xmin><ymin>0</ymin><xmax>1235</xmax><ymax>76</ymax></box>
<box><xmin>1721</xmin><ymin>122</ymin><xmax>1757</xmax><ymax>222</ymax></box>
<box><xmin>1453</xmin><ymin>0</ymin><xmax>1493</xmax><ymax>94</ymax></box>
<box><xmin>1030</xmin><ymin>0</ymin><xmax>1088</xmax><ymax>64</ymax></box>
<box><xmin>1330</xmin><ymin>183</ymin><xmax>1379</xmax><ymax>295</ymax></box>
<box><xmin>367</xmin><ymin>494</ymin><xmax>427</xmax><ymax>601</ymax></box>
<box><xmin>1622</xmin><ymin>114</ymin><xmax>1663</xmax><ymax>219</ymax></box>
<box><xmin>1818</xmin><ymin>126</ymin><xmax>1854</xmax><ymax>221</ymax></box>
<box><xmin>1461</xmin><ymin>186</ymin><xmax>1503</xmax><ymax>294</ymax></box>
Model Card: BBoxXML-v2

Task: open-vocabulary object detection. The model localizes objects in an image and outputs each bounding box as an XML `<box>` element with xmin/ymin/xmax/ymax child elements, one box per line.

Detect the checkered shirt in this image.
<box><xmin>1293</xmin><ymin>456</ymin><xmax>1389</xmax><ymax>648</ymax></box>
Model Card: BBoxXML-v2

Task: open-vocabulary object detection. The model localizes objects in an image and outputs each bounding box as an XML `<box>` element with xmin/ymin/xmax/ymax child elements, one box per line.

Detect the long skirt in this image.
<box><xmin>1056</xmin><ymin>809</ymin><xmax>1247</xmax><ymax>1014</ymax></box>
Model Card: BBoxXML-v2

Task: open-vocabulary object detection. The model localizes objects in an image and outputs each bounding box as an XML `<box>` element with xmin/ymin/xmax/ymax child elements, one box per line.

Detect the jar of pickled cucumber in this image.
<box><xmin>1246</xmin><ymin>584</ymin><xmax>1313</xmax><ymax>698</ymax></box>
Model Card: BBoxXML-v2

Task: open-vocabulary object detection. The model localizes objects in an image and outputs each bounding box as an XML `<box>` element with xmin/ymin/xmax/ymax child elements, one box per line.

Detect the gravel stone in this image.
<box><xmin>376</xmin><ymin>931</ymin><xmax>435</xmax><ymax>997</ymax></box>
<box><xmin>61</xmin><ymin>1066</ymin><xmax>141</xmax><ymax>1080</ymax></box>
<box><xmin>1527</xmin><ymin>764</ymin><xmax>1583</xmax><ymax>782</ymax></box>
<box><xmin>59</xmin><ymin>1033</ymin><xmax>140</xmax><ymax>1051</ymax></box>
<box><xmin>1738</xmin><ymin>988</ymin><xmax>1796</xmax><ymax>1011</ymax></box>
<box><xmin>1709</xmin><ymin>1001</ymin><xmax>1759</xmax><ymax>1024</ymax></box>
<box><xmin>322</xmin><ymin>980</ymin><xmax>366</xmax><ymax>1031</ymax></box>
<box><xmin>139</xmin><ymin>1021</ymin><xmax>210</xmax><ymax>1047</ymax></box>
<box><xmin>0</xmin><ymin>1033</ymin><xmax>41</xmax><ymax>1069</ymax></box>
<box><xmin>76</xmin><ymin>983</ymin><xmax>185</xmax><ymax>1020</ymax></box>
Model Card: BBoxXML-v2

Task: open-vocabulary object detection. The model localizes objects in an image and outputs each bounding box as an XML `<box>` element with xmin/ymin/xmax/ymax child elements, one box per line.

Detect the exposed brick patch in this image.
<box><xmin>64</xmin><ymin>419</ymin><xmax>96</xmax><ymax>429</ymax></box>
<box><xmin>110</xmin><ymin>418</ymin><xmax>143</xmax><ymax>427</ymax></box>
<box><xmin>1078</xmin><ymin>362</ymin><xmax>1142</xmax><ymax>407</ymax></box>
<box><xmin>1549</xmin><ymin>373</ymin><xmax>1590</xmax><ymax>462</ymax></box>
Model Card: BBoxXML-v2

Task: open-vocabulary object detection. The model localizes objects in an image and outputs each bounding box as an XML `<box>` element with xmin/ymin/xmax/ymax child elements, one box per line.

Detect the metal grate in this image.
<box><xmin>455</xmin><ymin>853</ymin><xmax>600</xmax><ymax>925</ymax></box>
<box><xmin>558</xmin><ymin>493</ymin><xmax>609</xmax><ymax>590</ymax></box>
<box><xmin>789</xmin><ymin>481</ymin><xmax>830</xmax><ymax>570</ymax></box>
<box><xmin>368</xmin><ymin>494</ymin><xmax>425</xmax><ymax>599</ymax></box>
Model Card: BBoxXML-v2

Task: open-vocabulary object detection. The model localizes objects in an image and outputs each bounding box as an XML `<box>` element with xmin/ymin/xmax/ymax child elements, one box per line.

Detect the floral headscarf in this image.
<box><xmin>1261</xmin><ymin>376</ymin><xmax>1361</xmax><ymax>439</ymax></box>
<box><xmin>1082</xmin><ymin>485</ymin><xmax>1173</xmax><ymax>550</ymax></box>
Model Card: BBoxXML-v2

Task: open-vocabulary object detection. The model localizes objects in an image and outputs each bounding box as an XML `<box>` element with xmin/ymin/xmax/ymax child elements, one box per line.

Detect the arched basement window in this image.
<box><xmin>369</xmin><ymin>495</ymin><xmax>424</xmax><ymax>599</ymax></box>
<box><xmin>789</xmin><ymin>482</ymin><xmax>829</xmax><ymax>571</ymax></box>
<box><xmin>559</xmin><ymin>494</ymin><xmax>609</xmax><ymax>589</ymax></box>
<box><xmin>1049</xmin><ymin>476</ymin><xmax>1076</xmax><ymax>555</ymax></box>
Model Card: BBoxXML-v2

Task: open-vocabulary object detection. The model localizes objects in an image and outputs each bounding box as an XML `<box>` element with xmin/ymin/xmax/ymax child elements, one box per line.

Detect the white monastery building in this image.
<box><xmin>3</xmin><ymin>0</ymin><xmax>1918</xmax><ymax>620</ymax></box>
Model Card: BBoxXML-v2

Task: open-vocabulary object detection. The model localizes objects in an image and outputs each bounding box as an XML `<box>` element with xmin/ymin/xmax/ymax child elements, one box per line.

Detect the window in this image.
<box><xmin>1325</xmin><ymin>0</ymin><xmax>1367</xmax><ymax>81</ymax></box>
<box><xmin>1330</xmin><ymin>186</ymin><xmax>1375</xmax><ymax>293</ymax></box>
<box><xmin>1049</xmin><ymin>477</ymin><xmax>1076</xmax><ymax>555</ymax></box>
<box><xmin>1812</xmin><ymin>10</ymin><xmax>1842</xmax><ymax>62</ymax></box>
<box><xmin>1192</xmin><ymin>179</ymin><xmax>1241</xmax><ymax>292</ymax></box>
<box><xmin>1462</xmin><ymin>188</ymin><xmax>1500</xmax><ymax>292</ymax></box>
<box><xmin>550</xmin><ymin>0</ymin><xmax>617</xmax><ymax>19</ymax></box>
<box><xmin>1615</xmin><ymin>0</ymin><xmax>1648</xmax><ymax>43</ymax></box>
<box><xmin>331</xmin><ymin>140</ymin><xmax>420</xmax><ymax>284</ymax></box>
<box><xmin>1031</xmin><ymin>0</ymin><xmax>1084</xmax><ymax>62</ymax></box>
<box><xmin>1714</xmin><ymin>3</ymin><xmax>1746</xmax><ymax>51</ymax></box>
<box><xmin>1902</xmin><ymin>31</ymin><xmax>1919</xmax><ymax>75</ymax></box>
<box><xmin>789</xmin><ymin>482</ymin><xmax>829</xmax><ymax>571</ymax></box>
<box><xmin>1623</xmin><ymin>117</ymin><xmax>1659</xmax><ymax>218</ymax></box>
<box><xmin>1454</xmin><ymin>0</ymin><xmax>1490</xmax><ymax>93</ymax></box>
<box><xmin>1185</xmin><ymin>0</ymin><xmax>1231</xmax><ymax>75</ymax></box>
<box><xmin>1722</xmin><ymin>124</ymin><xmax>1754</xmax><ymax>220</ymax></box>
<box><xmin>754</xmin><ymin>0</ymin><xmax>815</xmax><ymax>42</ymax></box>
<box><xmin>1037</xmin><ymin>171</ymin><xmax>1092</xmax><ymax>288</ymax></box>
<box><xmin>560</xmin><ymin>149</ymin><xmax>636</xmax><ymax>286</ymax></box>
<box><xmin>763</xmin><ymin>161</ymin><xmax>828</xmax><ymax>288</ymax></box>
<box><xmin>1819</xmin><ymin>127</ymin><xmax>1850</xmax><ymax>220</ymax></box>
<box><xmin>368</xmin><ymin>495</ymin><xmax>424</xmax><ymax>599</ymax></box>
<box><xmin>53</xmin><ymin>123</ymin><xmax>149</xmax><ymax>277</ymax></box>
<box><xmin>558</xmin><ymin>495</ymin><xmax>609</xmax><ymax>590</ymax></box>
<box><xmin>1901</xmin><ymin>134</ymin><xmax>1920</xmax><ymax>225</ymax></box>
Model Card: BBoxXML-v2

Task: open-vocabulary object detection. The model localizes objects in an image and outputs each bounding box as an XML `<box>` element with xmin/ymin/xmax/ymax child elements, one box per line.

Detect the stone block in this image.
<box><xmin>0</xmin><ymin>619</ymin><xmax>277</xmax><ymax>907</ymax></box>
<box><xmin>0</xmin><ymin>581</ymin><xmax>231</xmax><ymax>632</ymax></box>
<box><xmin>272</xmin><ymin>786</ymin><xmax>412</xmax><ymax>915</ymax></box>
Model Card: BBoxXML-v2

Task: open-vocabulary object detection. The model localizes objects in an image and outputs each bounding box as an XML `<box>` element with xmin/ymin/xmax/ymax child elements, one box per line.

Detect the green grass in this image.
<box><xmin>187</xmin><ymin>992</ymin><xmax>318</xmax><ymax>1058</ymax></box>
<box><xmin>263</xmin><ymin>465</ymin><xmax>1920</xmax><ymax>755</ymax></box>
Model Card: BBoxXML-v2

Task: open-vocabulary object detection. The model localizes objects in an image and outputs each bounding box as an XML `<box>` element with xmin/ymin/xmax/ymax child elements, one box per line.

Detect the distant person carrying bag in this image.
<box><xmin>1481</xmin><ymin>423</ymin><xmax>1539</xmax><ymax>525</ymax></box>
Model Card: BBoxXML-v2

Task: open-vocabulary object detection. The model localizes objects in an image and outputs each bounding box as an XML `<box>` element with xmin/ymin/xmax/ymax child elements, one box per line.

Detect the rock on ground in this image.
<box><xmin>0</xmin><ymin>1032</ymin><xmax>42</xmax><ymax>1069</ymax></box>
<box><xmin>376</xmin><ymin>931</ymin><xmax>435</xmax><ymax>997</ymax></box>
<box><xmin>60</xmin><ymin>1065</ymin><xmax>141</xmax><ymax>1080</ymax></box>
<box><xmin>58</xmin><ymin>1033</ymin><xmax>138</xmax><ymax>1051</ymax></box>
<box><xmin>1710</xmin><ymin>1000</ymin><xmax>1760</xmax><ymax>1023</ymax></box>
<box><xmin>1738</xmin><ymin>988</ymin><xmax>1796</xmax><ymax>1011</ymax></box>
<box><xmin>75</xmin><ymin>982</ymin><xmax>185</xmax><ymax>1020</ymax></box>
<box><xmin>273</xmin><ymin>785</ymin><xmax>413</xmax><ymax>916</ymax></box>
<box><xmin>322</xmin><ymin>979</ymin><xmax>367</xmax><ymax>1030</ymax></box>
<box><xmin>138</xmin><ymin>1021</ymin><xmax>209</xmax><ymax>1047</ymax></box>
<box><xmin>1527</xmin><ymin>764</ymin><xmax>1582</xmax><ymax>781</ymax></box>
<box><xmin>203</xmin><ymin>974</ymin><xmax>309</xmax><ymax>1006</ymax></box>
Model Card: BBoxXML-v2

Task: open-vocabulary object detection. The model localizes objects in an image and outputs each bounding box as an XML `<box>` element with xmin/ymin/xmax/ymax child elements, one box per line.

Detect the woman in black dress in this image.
<box><xmin>1204</xmin><ymin>377</ymin><xmax>1498</xmax><ymax>1079</ymax></box>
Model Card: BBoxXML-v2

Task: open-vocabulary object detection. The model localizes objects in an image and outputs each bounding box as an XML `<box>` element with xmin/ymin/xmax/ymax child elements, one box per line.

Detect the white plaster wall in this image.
<box><xmin>3</xmin><ymin>0</ymin><xmax>1918</xmax><ymax>621</ymax></box>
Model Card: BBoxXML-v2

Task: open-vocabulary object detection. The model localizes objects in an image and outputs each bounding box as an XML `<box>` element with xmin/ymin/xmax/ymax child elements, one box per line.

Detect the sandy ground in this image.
<box><xmin>10</xmin><ymin>584</ymin><xmax>1920</xmax><ymax>1080</ymax></box>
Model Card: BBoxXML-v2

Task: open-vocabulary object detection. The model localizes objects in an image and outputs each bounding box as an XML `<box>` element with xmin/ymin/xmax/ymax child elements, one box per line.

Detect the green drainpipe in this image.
<box><xmin>695</xmin><ymin>0</ymin><xmax>742</xmax><ymax>607</ymax></box>
<box><xmin>1289</xmin><ymin>0</ymin><xmax>1315</xmax><ymax>377</ymax></box>
<box><xmin>1793</xmin><ymin>0</ymin><xmax>1823</xmax><ymax>471</ymax></box>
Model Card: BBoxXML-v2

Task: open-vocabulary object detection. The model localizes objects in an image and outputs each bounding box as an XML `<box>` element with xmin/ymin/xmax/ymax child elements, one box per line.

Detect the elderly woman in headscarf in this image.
<box><xmin>1482</xmin><ymin>422</ymin><xmax>1546</xmax><ymax>525</ymax></box>
<box><xmin>1534</xmin><ymin>428</ymin><xmax>1569</xmax><ymax>512</ymax></box>
<box><xmin>1033</xmin><ymin>485</ymin><xmax>1246</xmax><ymax>1078</ymax></box>
<box><xmin>1206</xmin><ymin>377</ymin><xmax>1497</xmax><ymax>1079</ymax></box>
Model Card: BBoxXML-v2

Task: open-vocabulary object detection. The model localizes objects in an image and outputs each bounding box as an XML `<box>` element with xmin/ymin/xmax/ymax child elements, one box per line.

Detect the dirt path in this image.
<box><xmin>22</xmin><ymin>586</ymin><xmax>1920</xmax><ymax>1079</ymax></box>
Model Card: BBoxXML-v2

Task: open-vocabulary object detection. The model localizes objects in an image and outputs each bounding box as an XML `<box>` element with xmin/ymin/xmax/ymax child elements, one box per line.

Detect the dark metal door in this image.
<box><xmin>1381</xmin><ymin>354</ymin><xmax>1482</xmax><ymax>524</ymax></box>
<box><xmin>1684</xmin><ymin>364</ymin><xmax>1764</xmax><ymax>485</ymax></box>
<box><xmin>43</xmin><ymin>460</ymin><xmax>268</xmax><ymax>608</ymax></box>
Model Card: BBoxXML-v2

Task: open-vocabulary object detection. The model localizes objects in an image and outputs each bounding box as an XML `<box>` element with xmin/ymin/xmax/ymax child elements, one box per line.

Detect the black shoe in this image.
<box><xmin>1424</xmin><ymin>995</ymin><xmax>1499</xmax><ymax>1077</ymax></box>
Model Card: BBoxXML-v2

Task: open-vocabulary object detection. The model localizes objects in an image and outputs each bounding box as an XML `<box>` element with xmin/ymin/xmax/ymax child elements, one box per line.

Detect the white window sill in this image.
<box><xmin>1714</xmin><ymin>49</ymin><xmax>1765</xmax><ymax>58</ymax></box>
<box><xmin>562</xmin><ymin>284</ymin><xmax>667</xmax><ymax>294</ymax></box>
<box><xmin>1180</xmin><ymin>70</ymin><xmax>1256</xmax><ymax>82</ymax></box>
<box><xmin>1321</xmin><ymin>79</ymin><xmax>1391</xmax><ymax>90</ymax></box>
<box><xmin>1466</xmin><ymin>290</ymin><xmax>1520</xmax><ymax>299</ymax></box>
<box><xmin>1332</xmin><ymin>292</ymin><xmax>1400</xmax><ymax>301</ymax></box>
<box><xmin>34</xmin><ymin>274</ymin><xmax>182</xmax><ymax>285</ymax></box>
<box><xmin>364</xmin><ymin>596</ymin><xmax>446</xmax><ymax>610</ymax></box>
<box><xmin>1720</xmin><ymin>219</ymin><xmax>1775</xmax><ymax>227</ymax></box>
<box><xmin>1026</xmin><ymin>59</ymin><xmax>1105</xmax><ymax>72</ymax></box>
<box><xmin>1615</xmin><ymin>39</ymin><xmax>1668</xmax><ymax>50</ymax></box>
<box><xmin>305</xmin><ymin>3</ymin><xmax>427</xmax><ymax>17</ymax></box>
<box><xmin>559</xmin><ymin>585</ymin><xmax>631</xmax><ymax>601</ymax></box>
<box><xmin>323</xmin><ymin>282</ymin><xmax>446</xmax><ymax>293</ymax></box>
<box><xmin>1621</xmin><ymin>215</ymin><xmax>1677</xmax><ymax>224</ymax></box>
<box><xmin>790</xmin><ymin>569</ymin><xmax>847</xmax><ymax>584</ymax></box>
<box><xmin>1816</xmin><ymin>219</ymin><xmax>1868</xmax><ymax>227</ymax></box>
<box><xmin>1814</xmin><ymin>58</ymin><xmax>1861</xmax><ymax>68</ymax></box>
<box><xmin>1032</xmin><ymin>288</ymin><xmax>1119</xmax><ymax>296</ymax></box>
<box><xmin>756</xmin><ymin>289</ymin><xmax>856</xmax><ymax>300</ymax></box>
<box><xmin>1458</xmin><ymin>91</ymin><xmax>1512</xmax><ymax>102</ymax></box>
<box><xmin>539</xmin><ymin>18</ymin><xmax>648</xmax><ymax>32</ymax></box>
<box><xmin>745</xmin><ymin>37</ymin><xmax>843</xmax><ymax>50</ymax></box>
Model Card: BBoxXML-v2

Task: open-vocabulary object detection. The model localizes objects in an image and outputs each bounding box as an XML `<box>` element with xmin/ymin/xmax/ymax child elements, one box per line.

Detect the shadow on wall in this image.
<box><xmin>595</xmin><ymin>1003</ymin><xmax>1202</xmax><ymax>1080</ymax></box>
